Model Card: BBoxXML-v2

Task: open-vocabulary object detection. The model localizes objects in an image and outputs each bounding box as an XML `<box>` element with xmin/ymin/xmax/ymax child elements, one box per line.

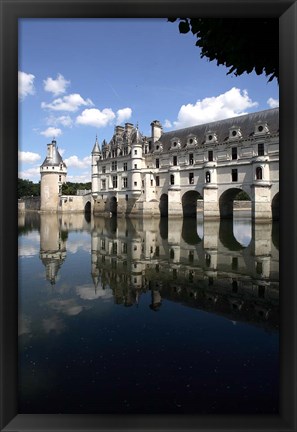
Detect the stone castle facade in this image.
<box><xmin>35</xmin><ymin>108</ymin><xmax>279</xmax><ymax>219</ymax></box>
<box><xmin>91</xmin><ymin>108</ymin><xmax>279</xmax><ymax>220</ymax></box>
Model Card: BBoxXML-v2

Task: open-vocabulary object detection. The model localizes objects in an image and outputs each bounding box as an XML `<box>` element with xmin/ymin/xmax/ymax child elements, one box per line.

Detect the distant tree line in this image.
<box><xmin>18</xmin><ymin>178</ymin><xmax>40</xmax><ymax>199</ymax></box>
<box><xmin>18</xmin><ymin>178</ymin><xmax>91</xmax><ymax>198</ymax></box>
<box><xmin>62</xmin><ymin>182</ymin><xmax>91</xmax><ymax>195</ymax></box>
<box><xmin>236</xmin><ymin>191</ymin><xmax>250</xmax><ymax>201</ymax></box>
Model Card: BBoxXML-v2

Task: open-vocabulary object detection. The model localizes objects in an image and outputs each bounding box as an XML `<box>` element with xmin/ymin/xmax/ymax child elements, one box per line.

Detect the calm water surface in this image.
<box><xmin>18</xmin><ymin>213</ymin><xmax>279</xmax><ymax>414</ymax></box>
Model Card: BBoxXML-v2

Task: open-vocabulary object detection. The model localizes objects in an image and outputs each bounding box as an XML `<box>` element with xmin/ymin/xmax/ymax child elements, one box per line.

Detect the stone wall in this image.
<box><xmin>18</xmin><ymin>197</ymin><xmax>41</xmax><ymax>212</ymax></box>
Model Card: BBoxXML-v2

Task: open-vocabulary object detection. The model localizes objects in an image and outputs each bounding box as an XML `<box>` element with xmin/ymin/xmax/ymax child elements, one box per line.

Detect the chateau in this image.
<box><xmin>35</xmin><ymin>108</ymin><xmax>279</xmax><ymax>220</ymax></box>
<box><xmin>91</xmin><ymin>108</ymin><xmax>279</xmax><ymax>220</ymax></box>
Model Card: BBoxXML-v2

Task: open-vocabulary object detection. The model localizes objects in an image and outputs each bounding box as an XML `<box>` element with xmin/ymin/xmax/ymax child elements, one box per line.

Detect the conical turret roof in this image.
<box><xmin>92</xmin><ymin>135</ymin><xmax>101</xmax><ymax>154</ymax></box>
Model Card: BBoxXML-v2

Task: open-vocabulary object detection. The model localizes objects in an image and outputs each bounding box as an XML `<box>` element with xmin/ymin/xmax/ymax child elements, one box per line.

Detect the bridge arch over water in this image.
<box><xmin>160</xmin><ymin>193</ymin><xmax>168</xmax><ymax>217</ymax></box>
<box><xmin>219</xmin><ymin>188</ymin><xmax>251</xmax><ymax>219</ymax></box>
<box><xmin>182</xmin><ymin>190</ymin><xmax>203</xmax><ymax>217</ymax></box>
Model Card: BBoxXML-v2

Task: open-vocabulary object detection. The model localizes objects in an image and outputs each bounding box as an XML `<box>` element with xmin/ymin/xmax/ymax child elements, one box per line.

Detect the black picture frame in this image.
<box><xmin>1</xmin><ymin>1</ymin><xmax>296</xmax><ymax>431</ymax></box>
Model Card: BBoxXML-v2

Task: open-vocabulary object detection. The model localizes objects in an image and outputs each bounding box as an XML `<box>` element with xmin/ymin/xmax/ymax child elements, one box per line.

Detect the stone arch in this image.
<box><xmin>159</xmin><ymin>217</ymin><xmax>168</xmax><ymax>239</ymax></box>
<box><xmin>271</xmin><ymin>192</ymin><xmax>279</xmax><ymax>221</ymax></box>
<box><xmin>181</xmin><ymin>217</ymin><xmax>202</xmax><ymax>245</ymax></box>
<box><xmin>109</xmin><ymin>196</ymin><xmax>117</xmax><ymax>216</ymax></box>
<box><xmin>84</xmin><ymin>201</ymin><xmax>91</xmax><ymax>213</ymax></box>
<box><xmin>84</xmin><ymin>201</ymin><xmax>91</xmax><ymax>223</ymax></box>
<box><xmin>159</xmin><ymin>194</ymin><xmax>168</xmax><ymax>217</ymax></box>
<box><xmin>219</xmin><ymin>219</ymin><xmax>245</xmax><ymax>251</ymax></box>
<box><xmin>219</xmin><ymin>188</ymin><xmax>251</xmax><ymax>219</ymax></box>
<box><xmin>182</xmin><ymin>190</ymin><xmax>203</xmax><ymax>218</ymax></box>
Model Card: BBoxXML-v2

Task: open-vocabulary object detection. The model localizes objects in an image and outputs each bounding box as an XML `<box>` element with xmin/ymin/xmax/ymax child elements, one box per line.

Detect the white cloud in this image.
<box><xmin>76</xmin><ymin>284</ymin><xmax>113</xmax><ymax>301</ymax></box>
<box><xmin>76</xmin><ymin>108</ymin><xmax>115</xmax><ymax>127</ymax></box>
<box><xmin>66</xmin><ymin>173</ymin><xmax>91</xmax><ymax>183</ymax></box>
<box><xmin>41</xmin><ymin>93</ymin><xmax>93</xmax><ymax>112</ymax></box>
<box><xmin>43</xmin><ymin>73</ymin><xmax>70</xmax><ymax>96</ymax></box>
<box><xmin>42</xmin><ymin>316</ymin><xmax>66</xmax><ymax>334</ymax></box>
<box><xmin>116</xmin><ymin>107</ymin><xmax>132</xmax><ymax>124</ymax></box>
<box><xmin>48</xmin><ymin>299</ymin><xmax>83</xmax><ymax>316</ymax></box>
<box><xmin>18</xmin><ymin>166</ymin><xmax>40</xmax><ymax>180</ymax></box>
<box><xmin>18</xmin><ymin>71</ymin><xmax>35</xmax><ymax>99</ymax></box>
<box><xmin>40</xmin><ymin>127</ymin><xmax>62</xmax><ymax>138</ymax></box>
<box><xmin>64</xmin><ymin>155</ymin><xmax>91</xmax><ymax>169</ymax></box>
<box><xmin>46</xmin><ymin>115</ymin><xmax>73</xmax><ymax>128</ymax></box>
<box><xmin>267</xmin><ymin>97</ymin><xmax>279</xmax><ymax>108</ymax></box>
<box><xmin>164</xmin><ymin>119</ymin><xmax>172</xmax><ymax>128</ymax></box>
<box><xmin>173</xmin><ymin>87</ymin><xmax>258</xmax><ymax>129</ymax></box>
<box><xmin>18</xmin><ymin>151</ymin><xmax>41</xmax><ymax>163</ymax></box>
<box><xmin>18</xmin><ymin>244</ymin><xmax>39</xmax><ymax>258</ymax></box>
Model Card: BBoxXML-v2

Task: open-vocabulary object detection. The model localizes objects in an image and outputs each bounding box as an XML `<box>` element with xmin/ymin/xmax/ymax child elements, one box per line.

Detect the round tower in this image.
<box><xmin>91</xmin><ymin>135</ymin><xmax>101</xmax><ymax>199</ymax></box>
<box><xmin>130</xmin><ymin>126</ymin><xmax>143</xmax><ymax>197</ymax></box>
<box><xmin>40</xmin><ymin>139</ymin><xmax>67</xmax><ymax>211</ymax></box>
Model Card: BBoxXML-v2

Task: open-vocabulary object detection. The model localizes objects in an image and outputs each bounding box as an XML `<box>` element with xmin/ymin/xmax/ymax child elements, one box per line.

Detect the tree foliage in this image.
<box><xmin>62</xmin><ymin>182</ymin><xmax>91</xmax><ymax>195</ymax></box>
<box><xmin>18</xmin><ymin>178</ymin><xmax>91</xmax><ymax>198</ymax></box>
<box><xmin>18</xmin><ymin>178</ymin><xmax>40</xmax><ymax>199</ymax></box>
<box><xmin>168</xmin><ymin>18</ymin><xmax>278</xmax><ymax>82</ymax></box>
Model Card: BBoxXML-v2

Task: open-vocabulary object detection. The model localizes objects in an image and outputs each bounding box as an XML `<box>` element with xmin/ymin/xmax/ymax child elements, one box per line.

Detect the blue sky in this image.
<box><xmin>18</xmin><ymin>18</ymin><xmax>279</xmax><ymax>183</ymax></box>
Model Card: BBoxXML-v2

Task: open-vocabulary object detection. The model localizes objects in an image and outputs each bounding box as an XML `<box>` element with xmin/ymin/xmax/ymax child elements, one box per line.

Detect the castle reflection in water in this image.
<box><xmin>18</xmin><ymin>212</ymin><xmax>279</xmax><ymax>331</ymax></box>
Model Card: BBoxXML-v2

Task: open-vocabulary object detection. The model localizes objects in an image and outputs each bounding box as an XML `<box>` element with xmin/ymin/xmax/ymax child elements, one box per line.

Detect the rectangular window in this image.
<box><xmin>258</xmin><ymin>143</ymin><xmax>264</xmax><ymax>156</ymax></box>
<box><xmin>101</xmin><ymin>179</ymin><xmax>106</xmax><ymax>190</ymax></box>
<box><xmin>189</xmin><ymin>153</ymin><xmax>194</xmax><ymax>165</ymax></box>
<box><xmin>156</xmin><ymin>176</ymin><xmax>160</xmax><ymax>186</ymax></box>
<box><xmin>170</xmin><ymin>174</ymin><xmax>175</xmax><ymax>185</ymax></box>
<box><xmin>112</xmin><ymin>242</ymin><xmax>117</xmax><ymax>254</ymax></box>
<box><xmin>59</xmin><ymin>175</ymin><xmax>62</xmax><ymax>182</ymax></box>
<box><xmin>173</xmin><ymin>155</ymin><xmax>177</xmax><ymax>166</ymax></box>
<box><xmin>156</xmin><ymin>158</ymin><xmax>159</xmax><ymax>168</ymax></box>
<box><xmin>189</xmin><ymin>251</ymin><xmax>194</xmax><ymax>262</ymax></box>
<box><xmin>125</xmin><ymin>194</ymin><xmax>128</xmax><ymax>201</ymax></box>
<box><xmin>134</xmin><ymin>181</ymin><xmax>137</xmax><ymax>186</ymax></box>
<box><xmin>150</xmin><ymin>179</ymin><xmax>153</xmax><ymax>186</ymax></box>
<box><xmin>232</xmin><ymin>169</ymin><xmax>238</xmax><ymax>182</ymax></box>
<box><xmin>123</xmin><ymin>162</ymin><xmax>127</xmax><ymax>171</ymax></box>
<box><xmin>208</xmin><ymin>150</ymin><xmax>213</xmax><ymax>161</ymax></box>
<box><xmin>102</xmin><ymin>166</ymin><xmax>106</xmax><ymax>173</ymax></box>
<box><xmin>232</xmin><ymin>147</ymin><xmax>237</xmax><ymax>160</ymax></box>
<box><xmin>134</xmin><ymin>150</ymin><xmax>137</xmax><ymax>155</ymax></box>
<box><xmin>123</xmin><ymin>177</ymin><xmax>128</xmax><ymax>188</ymax></box>
<box><xmin>112</xmin><ymin>176</ymin><xmax>118</xmax><ymax>188</ymax></box>
<box><xmin>258</xmin><ymin>285</ymin><xmax>265</xmax><ymax>298</ymax></box>
<box><xmin>189</xmin><ymin>172</ymin><xmax>194</xmax><ymax>184</ymax></box>
<box><xmin>111</xmin><ymin>161</ymin><xmax>117</xmax><ymax>171</ymax></box>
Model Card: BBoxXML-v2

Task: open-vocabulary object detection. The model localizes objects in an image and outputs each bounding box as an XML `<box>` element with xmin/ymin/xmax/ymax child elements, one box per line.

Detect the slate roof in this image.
<box><xmin>155</xmin><ymin>108</ymin><xmax>279</xmax><ymax>151</ymax></box>
<box><xmin>41</xmin><ymin>141</ymin><xmax>66</xmax><ymax>167</ymax></box>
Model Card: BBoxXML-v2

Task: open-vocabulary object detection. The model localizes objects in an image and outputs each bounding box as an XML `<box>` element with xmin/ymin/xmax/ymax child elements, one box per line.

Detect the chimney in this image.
<box><xmin>150</xmin><ymin>120</ymin><xmax>162</xmax><ymax>142</ymax></box>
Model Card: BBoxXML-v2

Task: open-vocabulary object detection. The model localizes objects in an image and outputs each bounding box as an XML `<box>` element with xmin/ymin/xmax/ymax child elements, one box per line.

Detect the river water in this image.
<box><xmin>18</xmin><ymin>212</ymin><xmax>279</xmax><ymax>414</ymax></box>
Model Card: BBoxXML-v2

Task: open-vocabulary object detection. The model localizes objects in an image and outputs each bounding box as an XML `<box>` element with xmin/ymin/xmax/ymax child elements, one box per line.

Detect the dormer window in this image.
<box><xmin>229</xmin><ymin>127</ymin><xmax>242</xmax><ymax>140</ymax></box>
<box><xmin>154</xmin><ymin>141</ymin><xmax>163</xmax><ymax>153</ymax></box>
<box><xmin>186</xmin><ymin>135</ymin><xmax>197</xmax><ymax>147</ymax></box>
<box><xmin>254</xmin><ymin>121</ymin><xmax>269</xmax><ymax>136</ymax></box>
<box><xmin>170</xmin><ymin>137</ymin><xmax>181</xmax><ymax>150</ymax></box>
<box><xmin>205</xmin><ymin>131</ymin><xmax>217</xmax><ymax>144</ymax></box>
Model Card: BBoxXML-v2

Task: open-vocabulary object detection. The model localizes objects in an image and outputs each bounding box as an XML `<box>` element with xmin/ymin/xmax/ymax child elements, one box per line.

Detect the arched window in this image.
<box><xmin>256</xmin><ymin>166</ymin><xmax>263</xmax><ymax>180</ymax></box>
<box><xmin>205</xmin><ymin>171</ymin><xmax>211</xmax><ymax>183</ymax></box>
<box><xmin>170</xmin><ymin>174</ymin><xmax>175</xmax><ymax>185</ymax></box>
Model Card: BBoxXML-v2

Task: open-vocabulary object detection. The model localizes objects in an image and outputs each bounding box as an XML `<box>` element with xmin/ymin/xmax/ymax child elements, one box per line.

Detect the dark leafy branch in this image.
<box><xmin>168</xmin><ymin>18</ymin><xmax>278</xmax><ymax>82</ymax></box>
